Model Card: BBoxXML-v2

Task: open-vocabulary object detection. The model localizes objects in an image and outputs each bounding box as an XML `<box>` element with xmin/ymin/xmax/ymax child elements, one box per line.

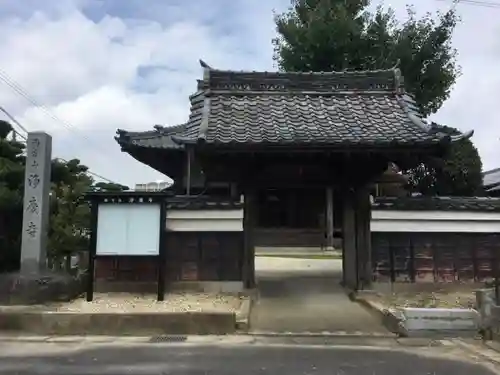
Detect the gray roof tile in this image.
<box><xmin>166</xmin><ymin>197</ymin><xmax>243</xmax><ymax>210</ymax></box>
<box><xmin>373</xmin><ymin>196</ymin><xmax>500</xmax><ymax>212</ymax></box>
<box><xmin>115</xmin><ymin>65</ymin><xmax>473</xmax><ymax>150</ymax></box>
<box><xmin>192</xmin><ymin>68</ymin><xmax>463</xmax><ymax>147</ymax></box>
<box><xmin>115</xmin><ymin>124</ymin><xmax>186</xmax><ymax>150</ymax></box>
<box><xmin>201</xmin><ymin>93</ymin><xmax>441</xmax><ymax>146</ymax></box>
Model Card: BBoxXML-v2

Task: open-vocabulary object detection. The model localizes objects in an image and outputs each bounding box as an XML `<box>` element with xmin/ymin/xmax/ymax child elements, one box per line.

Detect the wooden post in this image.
<box><xmin>355</xmin><ymin>186</ymin><xmax>372</xmax><ymax>289</ymax></box>
<box><xmin>342</xmin><ymin>187</ymin><xmax>358</xmax><ymax>290</ymax></box>
<box><xmin>186</xmin><ymin>148</ymin><xmax>192</xmax><ymax>196</ymax></box>
<box><xmin>86</xmin><ymin>199</ymin><xmax>98</xmax><ymax>302</ymax></box>
<box><xmin>326</xmin><ymin>187</ymin><xmax>335</xmax><ymax>251</ymax></box>
<box><xmin>230</xmin><ymin>183</ymin><xmax>238</xmax><ymax>200</ymax></box>
<box><xmin>243</xmin><ymin>188</ymin><xmax>256</xmax><ymax>288</ymax></box>
<box><xmin>157</xmin><ymin>198</ymin><xmax>167</xmax><ymax>301</ymax></box>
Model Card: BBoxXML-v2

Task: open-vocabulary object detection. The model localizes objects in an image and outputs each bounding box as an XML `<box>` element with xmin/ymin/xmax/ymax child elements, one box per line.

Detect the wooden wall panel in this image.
<box><xmin>372</xmin><ymin>232</ymin><xmax>500</xmax><ymax>284</ymax></box>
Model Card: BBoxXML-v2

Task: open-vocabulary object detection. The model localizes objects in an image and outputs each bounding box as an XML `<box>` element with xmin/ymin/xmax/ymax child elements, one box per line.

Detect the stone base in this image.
<box><xmin>0</xmin><ymin>310</ymin><xmax>236</xmax><ymax>335</ymax></box>
<box><xmin>94</xmin><ymin>280</ymin><xmax>244</xmax><ymax>294</ymax></box>
<box><xmin>0</xmin><ymin>271</ymin><xmax>87</xmax><ymax>305</ymax></box>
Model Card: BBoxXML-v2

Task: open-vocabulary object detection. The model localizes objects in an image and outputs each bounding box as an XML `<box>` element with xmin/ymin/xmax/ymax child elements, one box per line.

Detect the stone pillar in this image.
<box><xmin>20</xmin><ymin>132</ymin><xmax>52</xmax><ymax>274</ymax></box>
<box><xmin>476</xmin><ymin>288</ymin><xmax>496</xmax><ymax>339</ymax></box>
<box><xmin>325</xmin><ymin>187</ymin><xmax>334</xmax><ymax>251</ymax></box>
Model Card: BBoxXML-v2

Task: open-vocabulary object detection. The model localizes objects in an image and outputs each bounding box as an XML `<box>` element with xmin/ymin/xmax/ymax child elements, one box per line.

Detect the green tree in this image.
<box><xmin>48</xmin><ymin>159</ymin><xmax>94</xmax><ymax>270</ymax></box>
<box><xmin>0</xmin><ymin>121</ymin><xmax>25</xmax><ymax>272</ymax></box>
<box><xmin>274</xmin><ymin>0</ymin><xmax>459</xmax><ymax>116</ymax></box>
<box><xmin>0</xmin><ymin>121</ymin><xmax>128</xmax><ymax>273</ymax></box>
<box><xmin>403</xmin><ymin>123</ymin><xmax>483</xmax><ymax>196</ymax></box>
<box><xmin>274</xmin><ymin>0</ymin><xmax>483</xmax><ymax>196</ymax></box>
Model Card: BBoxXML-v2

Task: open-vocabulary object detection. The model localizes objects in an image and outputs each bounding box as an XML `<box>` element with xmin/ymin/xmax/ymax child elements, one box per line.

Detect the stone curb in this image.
<box><xmin>0</xmin><ymin>334</ymin><xmax>255</xmax><ymax>345</ymax></box>
<box><xmin>0</xmin><ymin>310</ymin><xmax>236</xmax><ymax>336</ymax></box>
<box><xmin>235</xmin><ymin>298</ymin><xmax>252</xmax><ymax>330</ymax></box>
<box><xmin>0</xmin><ymin>335</ymin><xmax>150</xmax><ymax>344</ymax></box>
<box><xmin>450</xmin><ymin>339</ymin><xmax>500</xmax><ymax>366</ymax></box>
<box><xmin>243</xmin><ymin>331</ymin><xmax>397</xmax><ymax>338</ymax></box>
<box><xmin>483</xmin><ymin>340</ymin><xmax>500</xmax><ymax>353</ymax></box>
<box><xmin>354</xmin><ymin>296</ymin><xmax>407</xmax><ymax>337</ymax></box>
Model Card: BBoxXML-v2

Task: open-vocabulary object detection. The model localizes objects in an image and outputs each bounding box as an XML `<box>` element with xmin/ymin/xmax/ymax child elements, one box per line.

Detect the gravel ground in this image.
<box><xmin>368</xmin><ymin>290</ymin><xmax>477</xmax><ymax>309</ymax></box>
<box><xmin>0</xmin><ymin>293</ymin><xmax>243</xmax><ymax>313</ymax></box>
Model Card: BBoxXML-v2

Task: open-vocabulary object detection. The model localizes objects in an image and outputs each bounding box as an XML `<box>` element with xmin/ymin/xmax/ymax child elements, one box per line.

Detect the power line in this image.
<box><xmin>0</xmin><ymin>105</ymin><xmax>28</xmax><ymax>140</ymax></box>
<box><xmin>0</xmin><ymin>68</ymin><xmax>112</xmax><ymax>156</ymax></box>
<box><xmin>52</xmin><ymin>157</ymin><xmax>118</xmax><ymax>184</ymax></box>
<box><xmin>0</xmin><ymin>105</ymin><xmax>118</xmax><ymax>184</ymax></box>
<box><xmin>0</xmin><ymin>70</ymin><xmax>120</xmax><ymax>184</ymax></box>
<box><xmin>437</xmin><ymin>0</ymin><xmax>500</xmax><ymax>8</ymax></box>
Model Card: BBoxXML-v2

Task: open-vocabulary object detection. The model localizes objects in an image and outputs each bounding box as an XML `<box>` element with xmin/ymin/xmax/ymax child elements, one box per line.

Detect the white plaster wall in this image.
<box><xmin>371</xmin><ymin>210</ymin><xmax>500</xmax><ymax>233</ymax></box>
<box><xmin>400</xmin><ymin>308</ymin><xmax>479</xmax><ymax>331</ymax></box>
<box><xmin>165</xmin><ymin>208</ymin><xmax>500</xmax><ymax>233</ymax></box>
<box><xmin>166</xmin><ymin>209</ymin><xmax>243</xmax><ymax>232</ymax></box>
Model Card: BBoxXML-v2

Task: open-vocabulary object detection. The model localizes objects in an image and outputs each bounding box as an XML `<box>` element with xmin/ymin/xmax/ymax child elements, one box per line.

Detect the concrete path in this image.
<box><xmin>250</xmin><ymin>257</ymin><xmax>390</xmax><ymax>334</ymax></box>
<box><xmin>0</xmin><ymin>336</ymin><xmax>497</xmax><ymax>374</ymax></box>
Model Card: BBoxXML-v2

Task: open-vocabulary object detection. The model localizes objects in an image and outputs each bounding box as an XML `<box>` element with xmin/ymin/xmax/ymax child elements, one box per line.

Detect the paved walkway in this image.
<box><xmin>250</xmin><ymin>257</ymin><xmax>391</xmax><ymax>334</ymax></box>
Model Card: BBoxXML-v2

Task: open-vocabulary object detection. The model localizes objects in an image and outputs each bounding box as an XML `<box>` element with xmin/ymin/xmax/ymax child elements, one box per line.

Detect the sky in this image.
<box><xmin>0</xmin><ymin>0</ymin><xmax>498</xmax><ymax>187</ymax></box>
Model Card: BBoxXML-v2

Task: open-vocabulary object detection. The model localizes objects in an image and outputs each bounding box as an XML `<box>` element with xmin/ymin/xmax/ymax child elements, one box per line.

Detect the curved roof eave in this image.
<box><xmin>115</xmin><ymin>124</ymin><xmax>188</xmax><ymax>151</ymax></box>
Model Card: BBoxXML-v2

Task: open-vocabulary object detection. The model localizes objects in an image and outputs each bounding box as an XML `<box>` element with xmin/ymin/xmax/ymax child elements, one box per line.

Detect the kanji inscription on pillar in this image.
<box><xmin>20</xmin><ymin>132</ymin><xmax>52</xmax><ymax>273</ymax></box>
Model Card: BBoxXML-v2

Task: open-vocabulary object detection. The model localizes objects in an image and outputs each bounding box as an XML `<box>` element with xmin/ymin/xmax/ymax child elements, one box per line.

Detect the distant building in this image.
<box><xmin>372</xmin><ymin>163</ymin><xmax>409</xmax><ymax>198</ymax></box>
<box><xmin>134</xmin><ymin>181</ymin><xmax>171</xmax><ymax>191</ymax></box>
<box><xmin>483</xmin><ymin>168</ymin><xmax>500</xmax><ymax>196</ymax></box>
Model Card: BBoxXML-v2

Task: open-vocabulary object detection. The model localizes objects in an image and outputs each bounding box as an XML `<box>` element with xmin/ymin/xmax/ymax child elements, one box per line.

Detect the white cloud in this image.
<box><xmin>0</xmin><ymin>0</ymin><xmax>498</xmax><ymax>187</ymax></box>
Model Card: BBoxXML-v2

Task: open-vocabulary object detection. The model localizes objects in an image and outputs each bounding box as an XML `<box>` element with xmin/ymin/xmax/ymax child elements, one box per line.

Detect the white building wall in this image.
<box><xmin>166</xmin><ymin>209</ymin><xmax>243</xmax><ymax>232</ymax></box>
<box><xmin>165</xmin><ymin>208</ymin><xmax>500</xmax><ymax>233</ymax></box>
<box><xmin>371</xmin><ymin>210</ymin><xmax>500</xmax><ymax>233</ymax></box>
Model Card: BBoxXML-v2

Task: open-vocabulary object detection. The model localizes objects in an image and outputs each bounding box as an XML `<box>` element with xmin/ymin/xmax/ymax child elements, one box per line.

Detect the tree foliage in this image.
<box><xmin>403</xmin><ymin>124</ymin><xmax>484</xmax><ymax>196</ymax></box>
<box><xmin>274</xmin><ymin>0</ymin><xmax>459</xmax><ymax>116</ymax></box>
<box><xmin>0</xmin><ymin>121</ymin><xmax>128</xmax><ymax>272</ymax></box>
<box><xmin>0</xmin><ymin>120</ymin><xmax>25</xmax><ymax>272</ymax></box>
<box><xmin>48</xmin><ymin>159</ymin><xmax>93</xmax><ymax>269</ymax></box>
<box><xmin>274</xmin><ymin>0</ymin><xmax>483</xmax><ymax>196</ymax></box>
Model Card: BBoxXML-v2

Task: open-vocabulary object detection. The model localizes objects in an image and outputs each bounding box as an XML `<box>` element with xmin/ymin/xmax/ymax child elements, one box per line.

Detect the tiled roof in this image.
<box><xmin>188</xmin><ymin>67</ymin><xmax>471</xmax><ymax>147</ymax></box>
<box><xmin>373</xmin><ymin>196</ymin><xmax>500</xmax><ymax>212</ymax></box>
<box><xmin>483</xmin><ymin>168</ymin><xmax>500</xmax><ymax>188</ymax></box>
<box><xmin>166</xmin><ymin>196</ymin><xmax>243</xmax><ymax>210</ymax></box>
<box><xmin>164</xmin><ymin>196</ymin><xmax>500</xmax><ymax>212</ymax></box>
<box><xmin>200</xmin><ymin>93</ymin><xmax>442</xmax><ymax>146</ymax></box>
<box><xmin>115</xmin><ymin>124</ymin><xmax>186</xmax><ymax>150</ymax></box>
<box><xmin>115</xmin><ymin>63</ymin><xmax>473</xmax><ymax>150</ymax></box>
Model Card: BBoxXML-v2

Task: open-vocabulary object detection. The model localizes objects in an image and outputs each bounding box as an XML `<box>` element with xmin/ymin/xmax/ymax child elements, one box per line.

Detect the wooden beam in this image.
<box><xmin>326</xmin><ymin>187</ymin><xmax>334</xmax><ymax>250</ymax></box>
<box><xmin>157</xmin><ymin>199</ymin><xmax>167</xmax><ymax>301</ymax></box>
<box><xmin>342</xmin><ymin>187</ymin><xmax>358</xmax><ymax>290</ymax></box>
<box><xmin>243</xmin><ymin>187</ymin><xmax>256</xmax><ymax>289</ymax></box>
<box><xmin>355</xmin><ymin>186</ymin><xmax>372</xmax><ymax>289</ymax></box>
<box><xmin>86</xmin><ymin>199</ymin><xmax>98</xmax><ymax>302</ymax></box>
<box><xmin>186</xmin><ymin>148</ymin><xmax>192</xmax><ymax>195</ymax></box>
